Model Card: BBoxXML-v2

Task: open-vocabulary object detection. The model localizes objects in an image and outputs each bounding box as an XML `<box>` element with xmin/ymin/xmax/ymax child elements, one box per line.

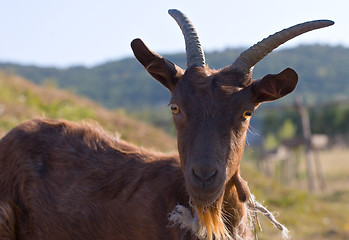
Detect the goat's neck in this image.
<box><xmin>222</xmin><ymin>173</ymin><xmax>250</xmax><ymax>237</ymax></box>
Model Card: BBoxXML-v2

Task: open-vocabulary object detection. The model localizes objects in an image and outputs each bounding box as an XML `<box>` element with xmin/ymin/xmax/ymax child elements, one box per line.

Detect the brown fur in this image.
<box><xmin>0</xmin><ymin>202</ymin><xmax>15</xmax><ymax>240</ymax></box>
<box><xmin>0</xmin><ymin>119</ymin><xmax>196</xmax><ymax>240</ymax></box>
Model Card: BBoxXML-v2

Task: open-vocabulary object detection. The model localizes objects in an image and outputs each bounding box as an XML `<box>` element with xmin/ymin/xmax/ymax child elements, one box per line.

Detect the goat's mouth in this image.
<box><xmin>188</xmin><ymin>188</ymin><xmax>224</xmax><ymax>209</ymax></box>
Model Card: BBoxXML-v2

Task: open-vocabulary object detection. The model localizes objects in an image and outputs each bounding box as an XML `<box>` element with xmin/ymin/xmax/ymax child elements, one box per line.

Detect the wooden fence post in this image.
<box><xmin>295</xmin><ymin>96</ymin><xmax>316</xmax><ymax>192</ymax></box>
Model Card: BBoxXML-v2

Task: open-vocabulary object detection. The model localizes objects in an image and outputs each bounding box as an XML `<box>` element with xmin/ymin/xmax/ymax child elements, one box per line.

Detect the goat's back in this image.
<box><xmin>0</xmin><ymin>119</ymin><xmax>193</xmax><ymax>240</ymax></box>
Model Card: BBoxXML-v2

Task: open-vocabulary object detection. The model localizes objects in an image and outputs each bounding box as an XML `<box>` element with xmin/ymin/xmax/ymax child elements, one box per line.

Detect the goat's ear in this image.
<box><xmin>131</xmin><ymin>38</ymin><xmax>184</xmax><ymax>92</ymax></box>
<box><xmin>252</xmin><ymin>68</ymin><xmax>298</xmax><ymax>104</ymax></box>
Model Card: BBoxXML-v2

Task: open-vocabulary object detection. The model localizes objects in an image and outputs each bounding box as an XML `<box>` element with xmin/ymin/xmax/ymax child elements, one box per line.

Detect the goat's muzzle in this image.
<box><xmin>185</xmin><ymin>163</ymin><xmax>226</xmax><ymax>208</ymax></box>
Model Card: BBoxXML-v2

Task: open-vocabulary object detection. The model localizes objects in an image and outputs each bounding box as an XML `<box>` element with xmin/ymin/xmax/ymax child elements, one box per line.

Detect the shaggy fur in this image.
<box><xmin>0</xmin><ymin>119</ymin><xmax>193</xmax><ymax>240</ymax></box>
<box><xmin>0</xmin><ymin>201</ymin><xmax>15</xmax><ymax>240</ymax></box>
<box><xmin>0</xmin><ymin>119</ymin><xmax>289</xmax><ymax>240</ymax></box>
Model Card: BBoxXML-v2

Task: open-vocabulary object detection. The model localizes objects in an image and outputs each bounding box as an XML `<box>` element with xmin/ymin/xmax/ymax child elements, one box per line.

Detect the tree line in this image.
<box><xmin>1</xmin><ymin>44</ymin><xmax>348</xmax><ymax>109</ymax></box>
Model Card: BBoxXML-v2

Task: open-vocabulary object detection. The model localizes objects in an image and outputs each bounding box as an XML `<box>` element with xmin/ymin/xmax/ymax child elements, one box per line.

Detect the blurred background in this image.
<box><xmin>0</xmin><ymin>0</ymin><xmax>348</xmax><ymax>239</ymax></box>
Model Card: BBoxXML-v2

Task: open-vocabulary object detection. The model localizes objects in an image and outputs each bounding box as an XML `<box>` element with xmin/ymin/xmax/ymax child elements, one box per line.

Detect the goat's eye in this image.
<box><xmin>170</xmin><ymin>104</ymin><xmax>180</xmax><ymax>115</ymax></box>
<box><xmin>242</xmin><ymin>110</ymin><xmax>253</xmax><ymax>120</ymax></box>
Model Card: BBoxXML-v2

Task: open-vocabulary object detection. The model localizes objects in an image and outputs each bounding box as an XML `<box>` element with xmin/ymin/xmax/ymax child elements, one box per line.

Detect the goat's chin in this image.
<box><xmin>192</xmin><ymin>193</ymin><xmax>230</xmax><ymax>240</ymax></box>
<box><xmin>189</xmin><ymin>188</ymin><xmax>223</xmax><ymax>209</ymax></box>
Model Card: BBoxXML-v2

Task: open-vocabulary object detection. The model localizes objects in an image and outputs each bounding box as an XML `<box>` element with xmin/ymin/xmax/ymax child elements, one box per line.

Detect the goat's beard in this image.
<box><xmin>193</xmin><ymin>195</ymin><xmax>232</xmax><ymax>240</ymax></box>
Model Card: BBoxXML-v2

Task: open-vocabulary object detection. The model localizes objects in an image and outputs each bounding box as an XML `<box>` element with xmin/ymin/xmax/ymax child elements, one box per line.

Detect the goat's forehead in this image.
<box><xmin>173</xmin><ymin>73</ymin><xmax>247</xmax><ymax>102</ymax></box>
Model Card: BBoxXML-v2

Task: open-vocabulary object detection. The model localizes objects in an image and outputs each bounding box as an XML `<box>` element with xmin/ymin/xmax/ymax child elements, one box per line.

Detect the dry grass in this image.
<box><xmin>0</xmin><ymin>71</ymin><xmax>176</xmax><ymax>152</ymax></box>
<box><xmin>320</xmin><ymin>148</ymin><xmax>349</xmax><ymax>191</ymax></box>
<box><xmin>242</xmin><ymin>146</ymin><xmax>349</xmax><ymax>240</ymax></box>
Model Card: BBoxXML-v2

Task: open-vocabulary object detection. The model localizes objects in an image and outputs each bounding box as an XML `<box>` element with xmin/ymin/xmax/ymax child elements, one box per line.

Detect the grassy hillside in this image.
<box><xmin>0</xmin><ymin>71</ymin><xmax>176</xmax><ymax>152</ymax></box>
<box><xmin>0</xmin><ymin>71</ymin><xmax>347</xmax><ymax>239</ymax></box>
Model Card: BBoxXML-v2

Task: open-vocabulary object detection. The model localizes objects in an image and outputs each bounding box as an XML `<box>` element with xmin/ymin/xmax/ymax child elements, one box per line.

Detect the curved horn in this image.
<box><xmin>168</xmin><ymin>9</ymin><xmax>206</xmax><ymax>69</ymax></box>
<box><xmin>231</xmin><ymin>20</ymin><xmax>334</xmax><ymax>74</ymax></box>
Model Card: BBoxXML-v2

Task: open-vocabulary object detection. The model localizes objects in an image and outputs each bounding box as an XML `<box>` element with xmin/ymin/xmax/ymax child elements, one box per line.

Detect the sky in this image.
<box><xmin>0</xmin><ymin>0</ymin><xmax>347</xmax><ymax>67</ymax></box>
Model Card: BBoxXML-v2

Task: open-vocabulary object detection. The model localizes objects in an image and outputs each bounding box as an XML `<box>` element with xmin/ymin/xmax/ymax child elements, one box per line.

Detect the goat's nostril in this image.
<box><xmin>207</xmin><ymin>170</ymin><xmax>217</xmax><ymax>183</ymax></box>
<box><xmin>191</xmin><ymin>168</ymin><xmax>217</xmax><ymax>183</ymax></box>
<box><xmin>192</xmin><ymin>168</ymin><xmax>201</xmax><ymax>180</ymax></box>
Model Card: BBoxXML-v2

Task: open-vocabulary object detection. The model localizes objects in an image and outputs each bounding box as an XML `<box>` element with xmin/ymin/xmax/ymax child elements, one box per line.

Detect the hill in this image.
<box><xmin>0</xmin><ymin>71</ymin><xmax>176</xmax><ymax>152</ymax></box>
<box><xmin>1</xmin><ymin>44</ymin><xmax>348</xmax><ymax>110</ymax></box>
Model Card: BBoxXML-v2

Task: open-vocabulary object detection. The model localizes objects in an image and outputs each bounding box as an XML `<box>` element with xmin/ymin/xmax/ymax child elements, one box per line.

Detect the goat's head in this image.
<box><xmin>131</xmin><ymin>9</ymin><xmax>333</xmax><ymax>238</ymax></box>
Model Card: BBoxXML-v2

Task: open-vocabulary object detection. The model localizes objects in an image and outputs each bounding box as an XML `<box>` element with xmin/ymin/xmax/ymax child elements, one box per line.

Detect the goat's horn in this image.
<box><xmin>168</xmin><ymin>9</ymin><xmax>206</xmax><ymax>69</ymax></box>
<box><xmin>231</xmin><ymin>20</ymin><xmax>334</xmax><ymax>74</ymax></box>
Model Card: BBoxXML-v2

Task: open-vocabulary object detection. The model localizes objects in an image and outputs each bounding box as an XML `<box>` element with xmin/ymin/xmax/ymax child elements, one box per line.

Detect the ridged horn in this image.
<box><xmin>231</xmin><ymin>20</ymin><xmax>334</xmax><ymax>74</ymax></box>
<box><xmin>168</xmin><ymin>9</ymin><xmax>206</xmax><ymax>69</ymax></box>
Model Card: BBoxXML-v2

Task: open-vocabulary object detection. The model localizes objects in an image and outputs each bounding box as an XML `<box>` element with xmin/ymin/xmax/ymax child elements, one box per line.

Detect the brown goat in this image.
<box><xmin>0</xmin><ymin>9</ymin><xmax>333</xmax><ymax>240</ymax></box>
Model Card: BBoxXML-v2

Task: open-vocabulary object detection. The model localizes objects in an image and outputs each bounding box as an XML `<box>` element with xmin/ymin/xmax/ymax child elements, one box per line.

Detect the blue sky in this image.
<box><xmin>0</xmin><ymin>0</ymin><xmax>346</xmax><ymax>67</ymax></box>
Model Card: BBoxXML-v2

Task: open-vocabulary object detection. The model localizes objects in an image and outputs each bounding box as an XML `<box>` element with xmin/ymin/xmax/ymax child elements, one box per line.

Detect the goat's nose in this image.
<box><xmin>192</xmin><ymin>167</ymin><xmax>217</xmax><ymax>186</ymax></box>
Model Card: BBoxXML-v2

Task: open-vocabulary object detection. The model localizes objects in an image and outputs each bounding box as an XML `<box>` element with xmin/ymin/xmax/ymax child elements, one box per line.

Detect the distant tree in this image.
<box><xmin>278</xmin><ymin>119</ymin><xmax>297</xmax><ymax>140</ymax></box>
